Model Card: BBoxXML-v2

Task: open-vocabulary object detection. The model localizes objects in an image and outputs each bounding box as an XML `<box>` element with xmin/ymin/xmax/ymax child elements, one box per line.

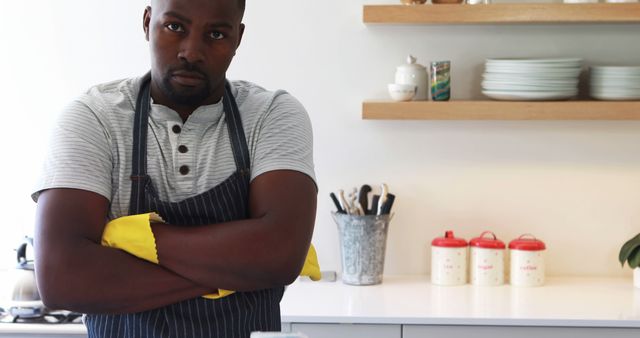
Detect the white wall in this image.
<box><xmin>1</xmin><ymin>0</ymin><xmax>639</xmax><ymax>278</ymax></box>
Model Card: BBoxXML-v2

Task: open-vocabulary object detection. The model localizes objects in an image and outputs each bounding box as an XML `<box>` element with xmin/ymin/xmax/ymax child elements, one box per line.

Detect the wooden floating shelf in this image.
<box><xmin>362</xmin><ymin>100</ymin><xmax>640</xmax><ymax>120</ymax></box>
<box><xmin>363</xmin><ymin>3</ymin><xmax>640</xmax><ymax>24</ymax></box>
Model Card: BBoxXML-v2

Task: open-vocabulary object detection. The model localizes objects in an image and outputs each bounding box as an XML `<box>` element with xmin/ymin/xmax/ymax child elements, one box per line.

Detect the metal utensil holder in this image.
<box><xmin>332</xmin><ymin>212</ymin><xmax>392</xmax><ymax>285</ymax></box>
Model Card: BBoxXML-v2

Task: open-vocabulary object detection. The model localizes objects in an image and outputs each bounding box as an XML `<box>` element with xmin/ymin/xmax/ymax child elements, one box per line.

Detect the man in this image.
<box><xmin>32</xmin><ymin>0</ymin><xmax>317</xmax><ymax>337</ymax></box>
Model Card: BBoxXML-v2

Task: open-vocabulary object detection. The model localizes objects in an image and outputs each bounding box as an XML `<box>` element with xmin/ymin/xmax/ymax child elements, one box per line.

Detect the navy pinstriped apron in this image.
<box><xmin>85</xmin><ymin>76</ymin><xmax>284</xmax><ymax>338</ymax></box>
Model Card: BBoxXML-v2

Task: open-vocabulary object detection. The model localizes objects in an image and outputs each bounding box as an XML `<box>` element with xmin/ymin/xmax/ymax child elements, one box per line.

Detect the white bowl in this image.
<box><xmin>388</xmin><ymin>83</ymin><xmax>417</xmax><ymax>101</ymax></box>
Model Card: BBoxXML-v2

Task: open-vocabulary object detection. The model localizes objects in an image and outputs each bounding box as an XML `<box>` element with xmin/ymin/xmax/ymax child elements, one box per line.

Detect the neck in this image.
<box><xmin>166</xmin><ymin>103</ymin><xmax>201</xmax><ymax>123</ymax></box>
<box><xmin>148</xmin><ymin>79</ymin><xmax>225</xmax><ymax>123</ymax></box>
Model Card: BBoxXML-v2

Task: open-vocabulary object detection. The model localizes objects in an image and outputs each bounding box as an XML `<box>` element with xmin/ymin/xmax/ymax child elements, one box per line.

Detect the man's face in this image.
<box><xmin>144</xmin><ymin>0</ymin><xmax>244</xmax><ymax>106</ymax></box>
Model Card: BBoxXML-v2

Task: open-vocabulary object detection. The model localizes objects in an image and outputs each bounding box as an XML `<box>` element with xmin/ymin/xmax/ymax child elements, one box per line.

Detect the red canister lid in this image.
<box><xmin>508</xmin><ymin>234</ymin><xmax>546</xmax><ymax>251</ymax></box>
<box><xmin>431</xmin><ymin>230</ymin><xmax>467</xmax><ymax>248</ymax></box>
<box><xmin>469</xmin><ymin>231</ymin><xmax>505</xmax><ymax>249</ymax></box>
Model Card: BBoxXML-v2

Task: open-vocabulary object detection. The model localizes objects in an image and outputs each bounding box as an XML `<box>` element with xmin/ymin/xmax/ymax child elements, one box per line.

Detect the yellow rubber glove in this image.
<box><xmin>101</xmin><ymin>213</ymin><xmax>161</xmax><ymax>264</ymax></box>
<box><xmin>301</xmin><ymin>244</ymin><xmax>321</xmax><ymax>281</ymax></box>
<box><xmin>101</xmin><ymin>213</ymin><xmax>321</xmax><ymax>300</ymax></box>
<box><xmin>101</xmin><ymin>213</ymin><xmax>228</xmax><ymax>298</ymax></box>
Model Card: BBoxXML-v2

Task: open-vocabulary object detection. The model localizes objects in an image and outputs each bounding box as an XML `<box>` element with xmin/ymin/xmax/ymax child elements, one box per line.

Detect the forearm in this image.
<box><xmin>36</xmin><ymin>237</ymin><xmax>210</xmax><ymax>314</ymax></box>
<box><xmin>153</xmin><ymin>217</ymin><xmax>307</xmax><ymax>292</ymax></box>
<box><xmin>151</xmin><ymin>170</ymin><xmax>317</xmax><ymax>292</ymax></box>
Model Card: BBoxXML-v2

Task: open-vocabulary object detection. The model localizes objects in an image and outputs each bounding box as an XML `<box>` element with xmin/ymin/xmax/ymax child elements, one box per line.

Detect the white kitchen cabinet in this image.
<box><xmin>290</xmin><ymin>323</ymin><xmax>401</xmax><ymax>338</ymax></box>
<box><xmin>403</xmin><ymin>325</ymin><xmax>640</xmax><ymax>338</ymax></box>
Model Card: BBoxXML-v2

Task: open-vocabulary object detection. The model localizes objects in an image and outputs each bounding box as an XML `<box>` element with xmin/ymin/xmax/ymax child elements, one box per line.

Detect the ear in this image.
<box><xmin>235</xmin><ymin>23</ymin><xmax>245</xmax><ymax>52</ymax></box>
<box><xmin>143</xmin><ymin>6</ymin><xmax>152</xmax><ymax>41</ymax></box>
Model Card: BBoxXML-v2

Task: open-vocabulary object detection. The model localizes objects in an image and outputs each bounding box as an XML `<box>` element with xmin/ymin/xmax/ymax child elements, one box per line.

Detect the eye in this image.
<box><xmin>210</xmin><ymin>31</ymin><xmax>225</xmax><ymax>40</ymax></box>
<box><xmin>166</xmin><ymin>23</ymin><xmax>184</xmax><ymax>32</ymax></box>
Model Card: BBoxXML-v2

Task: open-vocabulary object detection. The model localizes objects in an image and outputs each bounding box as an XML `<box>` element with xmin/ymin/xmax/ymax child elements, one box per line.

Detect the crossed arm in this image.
<box><xmin>34</xmin><ymin>170</ymin><xmax>316</xmax><ymax>314</ymax></box>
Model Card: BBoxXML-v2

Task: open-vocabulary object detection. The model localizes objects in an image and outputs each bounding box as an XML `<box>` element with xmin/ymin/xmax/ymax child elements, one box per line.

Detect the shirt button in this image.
<box><xmin>179</xmin><ymin>165</ymin><xmax>190</xmax><ymax>175</ymax></box>
<box><xmin>178</xmin><ymin>145</ymin><xmax>188</xmax><ymax>153</ymax></box>
<box><xmin>172</xmin><ymin>125</ymin><xmax>182</xmax><ymax>134</ymax></box>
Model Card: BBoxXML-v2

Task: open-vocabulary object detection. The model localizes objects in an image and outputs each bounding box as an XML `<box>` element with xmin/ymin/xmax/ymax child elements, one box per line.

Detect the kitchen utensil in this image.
<box><xmin>358</xmin><ymin>184</ymin><xmax>372</xmax><ymax>214</ymax></box>
<box><xmin>395</xmin><ymin>55</ymin><xmax>429</xmax><ymax>100</ymax></box>
<box><xmin>469</xmin><ymin>231</ymin><xmax>505</xmax><ymax>286</ymax></box>
<box><xmin>369</xmin><ymin>195</ymin><xmax>380</xmax><ymax>215</ymax></box>
<box><xmin>338</xmin><ymin>189</ymin><xmax>351</xmax><ymax>214</ymax></box>
<box><xmin>509</xmin><ymin>234</ymin><xmax>546</xmax><ymax>287</ymax></box>
<box><xmin>353</xmin><ymin>200</ymin><xmax>365</xmax><ymax>216</ymax></box>
<box><xmin>380</xmin><ymin>193</ymin><xmax>395</xmax><ymax>215</ymax></box>
<box><xmin>347</xmin><ymin>188</ymin><xmax>362</xmax><ymax>215</ymax></box>
<box><xmin>330</xmin><ymin>192</ymin><xmax>345</xmax><ymax>214</ymax></box>
<box><xmin>431</xmin><ymin>231</ymin><xmax>468</xmax><ymax>286</ymax></box>
<box><xmin>376</xmin><ymin>183</ymin><xmax>389</xmax><ymax>216</ymax></box>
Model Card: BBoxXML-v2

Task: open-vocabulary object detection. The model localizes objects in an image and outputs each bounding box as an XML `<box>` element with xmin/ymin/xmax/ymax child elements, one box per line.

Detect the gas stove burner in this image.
<box><xmin>12</xmin><ymin>312</ymin><xmax>83</xmax><ymax>324</ymax></box>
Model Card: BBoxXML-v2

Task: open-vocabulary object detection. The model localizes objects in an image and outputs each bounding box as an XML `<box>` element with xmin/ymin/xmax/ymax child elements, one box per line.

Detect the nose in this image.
<box><xmin>177</xmin><ymin>33</ymin><xmax>205</xmax><ymax>64</ymax></box>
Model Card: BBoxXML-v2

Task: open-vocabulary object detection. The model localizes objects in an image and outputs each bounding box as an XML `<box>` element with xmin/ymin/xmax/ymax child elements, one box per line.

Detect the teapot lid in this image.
<box><xmin>397</xmin><ymin>55</ymin><xmax>426</xmax><ymax>72</ymax></box>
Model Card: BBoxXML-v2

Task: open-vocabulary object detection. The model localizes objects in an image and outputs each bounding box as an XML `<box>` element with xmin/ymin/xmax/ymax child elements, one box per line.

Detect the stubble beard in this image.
<box><xmin>161</xmin><ymin>71</ymin><xmax>212</xmax><ymax>107</ymax></box>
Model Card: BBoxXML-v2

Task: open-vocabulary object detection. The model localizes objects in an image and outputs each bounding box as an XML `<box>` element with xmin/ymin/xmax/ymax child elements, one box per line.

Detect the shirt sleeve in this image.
<box><xmin>249</xmin><ymin>92</ymin><xmax>316</xmax><ymax>186</ymax></box>
<box><xmin>31</xmin><ymin>98</ymin><xmax>113</xmax><ymax>202</ymax></box>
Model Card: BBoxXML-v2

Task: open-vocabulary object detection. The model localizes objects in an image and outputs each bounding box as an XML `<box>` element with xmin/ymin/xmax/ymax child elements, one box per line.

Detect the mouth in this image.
<box><xmin>171</xmin><ymin>70</ymin><xmax>206</xmax><ymax>87</ymax></box>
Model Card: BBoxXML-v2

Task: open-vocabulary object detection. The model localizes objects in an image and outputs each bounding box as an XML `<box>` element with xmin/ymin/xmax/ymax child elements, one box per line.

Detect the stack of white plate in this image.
<box><xmin>482</xmin><ymin>58</ymin><xmax>582</xmax><ymax>101</ymax></box>
<box><xmin>590</xmin><ymin>66</ymin><xmax>640</xmax><ymax>101</ymax></box>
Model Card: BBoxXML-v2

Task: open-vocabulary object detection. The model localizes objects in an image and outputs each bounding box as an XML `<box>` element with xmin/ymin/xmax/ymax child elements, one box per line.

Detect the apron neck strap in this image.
<box><xmin>222</xmin><ymin>81</ymin><xmax>251</xmax><ymax>175</ymax></box>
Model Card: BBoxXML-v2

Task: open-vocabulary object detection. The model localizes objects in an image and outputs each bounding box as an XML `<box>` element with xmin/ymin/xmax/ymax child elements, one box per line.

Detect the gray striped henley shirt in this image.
<box><xmin>32</xmin><ymin>74</ymin><xmax>315</xmax><ymax>221</ymax></box>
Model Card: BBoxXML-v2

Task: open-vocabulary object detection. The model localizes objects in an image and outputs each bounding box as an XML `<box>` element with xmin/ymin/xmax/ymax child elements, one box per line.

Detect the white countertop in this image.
<box><xmin>2</xmin><ymin>275</ymin><xmax>639</xmax><ymax>334</ymax></box>
<box><xmin>281</xmin><ymin>275</ymin><xmax>640</xmax><ymax>328</ymax></box>
<box><xmin>0</xmin><ymin>323</ymin><xmax>84</xmax><ymax>335</ymax></box>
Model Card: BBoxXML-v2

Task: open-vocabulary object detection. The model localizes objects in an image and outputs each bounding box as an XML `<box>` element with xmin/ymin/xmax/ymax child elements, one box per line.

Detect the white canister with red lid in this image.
<box><xmin>469</xmin><ymin>231</ymin><xmax>505</xmax><ymax>286</ymax></box>
<box><xmin>431</xmin><ymin>230</ymin><xmax>467</xmax><ymax>286</ymax></box>
<box><xmin>509</xmin><ymin>234</ymin><xmax>546</xmax><ymax>287</ymax></box>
